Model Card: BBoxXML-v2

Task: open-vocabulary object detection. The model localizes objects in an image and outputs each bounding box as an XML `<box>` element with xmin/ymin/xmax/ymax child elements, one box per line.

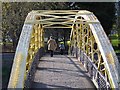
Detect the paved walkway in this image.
<box><xmin>32</xmin><ymin>55</ymin><xmax>96</xmax><ymax>89</ymax></box>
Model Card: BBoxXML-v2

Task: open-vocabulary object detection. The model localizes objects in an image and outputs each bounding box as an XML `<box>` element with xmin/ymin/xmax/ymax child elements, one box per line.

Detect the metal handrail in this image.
<box><xmin>70</xmin><ymin>10</ymin><xmax>119</xmax><ymax>89</ymax></box>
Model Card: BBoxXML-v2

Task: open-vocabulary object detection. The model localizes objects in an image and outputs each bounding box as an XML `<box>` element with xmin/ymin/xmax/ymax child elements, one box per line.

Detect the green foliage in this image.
<box><xmin>2</xmin><ymin>2</ymin><xmax>116</xmax><ymax>51</ymax></box>
<box><xmin>2</xmin><ymin>2</ymin><xmax>67</xmax><ymax>50</ymax></box>
<box><xmin>110</xmin><ymin>34</ymin><xmax>120</xmax><ymax>53</ymax></box>
<box><xmin>67</xmin><ymin>2</ymin><xmax>116</xmax><ymax>35</ymax></box>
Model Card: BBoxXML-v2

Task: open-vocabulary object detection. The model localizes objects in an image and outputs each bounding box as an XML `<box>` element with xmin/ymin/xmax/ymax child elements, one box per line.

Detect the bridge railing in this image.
<box><xmin>8</xmin><ymin>13</ymin><xmax>44</xmax><ymax>88</ymax></box>
<box><xmin>80</xmin><ymin>49</ymin><xmax>110</xmax><ymax>88</ymax></box>
<box><xmin>70</xmin><ymin>10</ymin><xmax>119</xmax><ymax>89</ymax></box>
<box><xmin>7</xmin><ymin>10</ymin><xmax>119</xmax><ymax>89</ymax></box>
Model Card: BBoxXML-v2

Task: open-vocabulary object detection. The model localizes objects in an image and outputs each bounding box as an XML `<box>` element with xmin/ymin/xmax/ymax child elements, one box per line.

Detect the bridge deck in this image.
<box><xmin>31</xmin><ymin>54</ymin><xmax>96</xmax><ymax>89</ymax></box>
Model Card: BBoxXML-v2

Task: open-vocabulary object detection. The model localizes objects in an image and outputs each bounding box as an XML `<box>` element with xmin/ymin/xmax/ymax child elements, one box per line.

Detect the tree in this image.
<box><xmin>117</xmin><ymin>1</ymin><xmax>120</xmax><ymax>47</ymax></box>
<box><xmin>67</xmin><ymin>2</ymin><xmax>116</xmax><ymax>35</ymax></box>
<box><xmin>2</xmin><ymin>3</ymin><xmax>11</xmax><ymax>48</ymax></box>
<box><xmin>2</xmin><ymin>2</ymin><xmax>67</xmax><ymax>51</ymax></box>
<box><xmin>2</xmin><ymin>2</ymin><xmax>116</xmax><ymax>51</ymax></box>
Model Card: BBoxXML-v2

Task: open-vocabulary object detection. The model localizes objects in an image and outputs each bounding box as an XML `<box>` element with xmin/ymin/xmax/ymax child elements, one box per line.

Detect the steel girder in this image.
<box><xmin>70</xmin><ymin>10</ymin><xmax>119</xmax><ymax>89</ymax></box>
<box><xmin>8</xmin><ymin>10</ymin><xmax>119</xmax><ymax>89</ymax></box>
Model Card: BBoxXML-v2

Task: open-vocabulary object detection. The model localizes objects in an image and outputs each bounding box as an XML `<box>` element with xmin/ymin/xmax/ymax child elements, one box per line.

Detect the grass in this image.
<box><xmin>110</xmin><ymin>34</ymin><xmax>120</xmax><ymax>53</ymax></box>
<box><xmin>111</xmin><ymin>39</ymin><xmax>120</xmax><ymax>47</ymax></box>
<box><xmin>0</xmin><ymin>42</ymin><xmax>13</xmax><ymax>45</ymax></box>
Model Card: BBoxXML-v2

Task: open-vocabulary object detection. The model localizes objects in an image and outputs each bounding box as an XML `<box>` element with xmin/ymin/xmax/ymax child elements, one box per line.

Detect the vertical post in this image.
<box><xmin>86</xmin><ymin>24</ymin><xmax>89</xmax><ymax>55</ymax></box>
<box><xmin>76</xmin><ymin>24</ymin><xmax>79</xmax><ymax>58</ymax></box>
<box><xmin>91</xmin><ymin>36</ymin><xmax>94</xmax><ymax>62</ymax></box>
<box><xmin>79</xmin><ymin>23</ymin><xmax>82</xmax><ymax>50</ymax></box>
<box><xmin>38</xmin><ymin>24</ymin><xmax>41</xmax><ymax>48</ymax></box>
<box><xmin>41</xmin><ymin>26</ymin><xmax>44</xmax><ymax>47</ymax></box>
<box><xmin>34</xmin><ymin>24</ymin><xmax>38</xmax><ymax>52</ymax></box>
<box><xmin>73</xmin><ymin>24</ymin><xmax>77</xmax><ymax>57</ymax></box>
<box><xmin>82</xmin><ymin>23</ymin><xmax>84</xmax><ymax>52</ymax></box>
<box><xmin>39</xmin><ymin>25</ymin><xmax>42</xmax><ymax>48</ymax></box>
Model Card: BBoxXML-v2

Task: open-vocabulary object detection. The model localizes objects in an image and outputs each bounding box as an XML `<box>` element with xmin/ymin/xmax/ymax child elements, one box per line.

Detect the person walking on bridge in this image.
<box><xmin>47</xmin><ymin>36</ymin><xmax>57</xmax><ymax>57</ymax></box>
<box><xmin>59</xmin><ymin>43</ymin><xmax>65</xmax><ymax>55</ymax></box>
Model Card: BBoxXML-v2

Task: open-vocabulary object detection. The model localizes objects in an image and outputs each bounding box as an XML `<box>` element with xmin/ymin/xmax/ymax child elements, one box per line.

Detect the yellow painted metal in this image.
<box><xmin>8</xmin><ymin>24</ymin><xmax>33</xmax><ymax>88</ymax></box>
<box><xmin>38</xmin><ymin>24</ymin><xmax>41</xmax><ymax>48</ymax></box>
<box><xmin>71</xmin><ymin>21</ymin><xmax>107</xmax><ymax>75</ymax></box>
<box><xmin>10</xmin><ymin>53</ymin><xmax>23</xmax><ymax>88</ymax></box>
<box><xmin>8</xmin><ymin>10</ymin><xmax>119</xmax><ymax>89</ymax></box>
<box><xmin>26</xmin><ymin>23</ymin><xmax>44</xmax><ymax>77</ymax></box>
<box><xmin>70</xmin><ymin>11</ymin><xmax>119</xmax><ymax>88</ymax></box>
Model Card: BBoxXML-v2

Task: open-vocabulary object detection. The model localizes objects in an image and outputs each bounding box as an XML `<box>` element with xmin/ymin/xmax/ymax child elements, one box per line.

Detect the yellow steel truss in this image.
<box><xmin>8</xmin><ymin>10</ymin><xmax>119</xmax><ymax>89</ymax></box>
